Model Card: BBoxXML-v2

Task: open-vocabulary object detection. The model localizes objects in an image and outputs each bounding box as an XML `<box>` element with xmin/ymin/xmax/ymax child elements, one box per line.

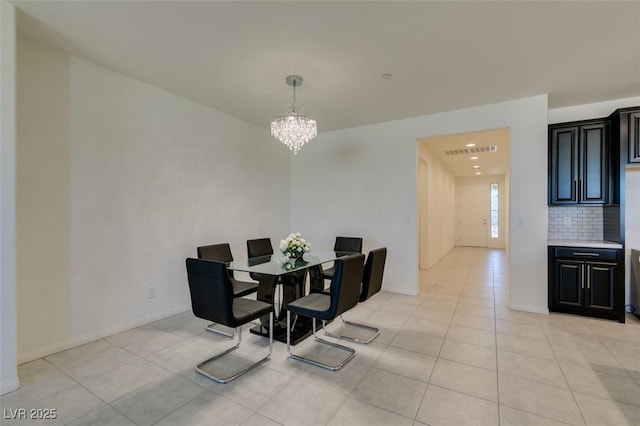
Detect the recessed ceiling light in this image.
<box><xmin>466</xmin><ymin>143</ymin><xmax>476</xmax><ymax>147</ymax></box>
<box><xmin>472</xmin><ymin>165</ymin><xmax>480</xmax><ymax>169</ymax></box>
<box><xmin>475</xmin><ymin>172</ymin><xmax>482</xmax><ymax>175</ymax></box>
<box><xmin>382</xmin><ymin>73</ymin><xmax>392</xmax><ymax>79</ymax></box>
<box><xmin>470</xmin><ymin>156</ymin><xmax>479</xmax><ymax>160</ymax></box>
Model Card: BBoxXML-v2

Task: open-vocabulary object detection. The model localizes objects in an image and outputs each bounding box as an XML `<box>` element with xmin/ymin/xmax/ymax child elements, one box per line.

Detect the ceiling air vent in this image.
<box><xmin>444</xmin><ymin>145</ymin><xmax>498</xmax><ymax>156</ymax></box>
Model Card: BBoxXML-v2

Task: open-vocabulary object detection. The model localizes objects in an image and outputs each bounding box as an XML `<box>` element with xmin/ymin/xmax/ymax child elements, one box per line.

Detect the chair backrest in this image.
<box><xmin>185</xmin><ymin>258</ymin><xmax>234</xmax><ymax>326</ymax></box>
<box><xmin>360</xmin><ymin>247</ymin><xmax>387</xmax><ymax>302</ymax></box>
<box><xmin>329</xmin><ymin>253</ymin><xmax>366</xmax><ymax>318</ymax></box>
<box><xmin>334</xmin><ymin>236</ymin><xmax>363</xmax><ymax>254</ymax></box>
<box><xmin>197</xmin><ymin>243</ymin><xmax>233</xmax><ymax>263</ymax></box>
<box><xmin>247</xmin><ymin>238</ymin><xmax>274</xmax><ymax>259</ymax></box>
<box><xmin>198</xmin><ymin>243</ymin><xmax>235</xmax><ymax>277</ymax></box>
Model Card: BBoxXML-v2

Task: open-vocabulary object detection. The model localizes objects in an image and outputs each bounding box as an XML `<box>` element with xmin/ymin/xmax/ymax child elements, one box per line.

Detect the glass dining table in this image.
<box><xmin>228</xmin><ymin>251</ymin><xmax>350</xmax><ymax>344</ymax></box>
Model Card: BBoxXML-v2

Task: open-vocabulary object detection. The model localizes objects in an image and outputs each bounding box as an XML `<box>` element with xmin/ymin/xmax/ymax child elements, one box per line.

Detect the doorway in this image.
<box><xmin>417</xmin><ymin>127</ymin><xmax>510</xmax><ymax>268</ymax></box>
<box><xmin>418</xmin><ymin>159</ymin><xmax>429</xmax><ymax>269</ymax></box>
<box><xmin>458</xmin><ymin>183</ymin><xmax>488</xmax><ymax>247</ymax></box>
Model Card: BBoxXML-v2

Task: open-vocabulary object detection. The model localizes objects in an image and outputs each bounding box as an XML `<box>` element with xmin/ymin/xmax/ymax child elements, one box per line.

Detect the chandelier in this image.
<box><xmin>271</xmin><ymin>75</ymin><xmax>317</xmax><ymax>155</ymax></box>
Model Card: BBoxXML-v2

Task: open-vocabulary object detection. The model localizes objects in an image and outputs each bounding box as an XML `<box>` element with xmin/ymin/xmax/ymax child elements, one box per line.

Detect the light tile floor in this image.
<box><xmin>3</xmin><ymin>247</ymin><xmax>640</xmax><ymax>425</ymax></box>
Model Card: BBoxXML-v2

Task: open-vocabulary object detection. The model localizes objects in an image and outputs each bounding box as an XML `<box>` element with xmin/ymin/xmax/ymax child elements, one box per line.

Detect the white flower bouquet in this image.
<box><xmin>279</xmin><ymin>232</ymin><xmax>311</xmax><ymax>260</ymax></box>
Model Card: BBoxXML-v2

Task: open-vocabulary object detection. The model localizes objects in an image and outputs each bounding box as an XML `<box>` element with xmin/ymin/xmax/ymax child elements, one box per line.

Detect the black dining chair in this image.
<box><xmin>246</xmin><ymin>238</ymin><xmax>276</xmax><ymax>282</ymax></box>
<box><xmin>321</xmin><ymin>236</ymin><xmax>363</xmax><ymax>281</ymax></box>
<box><xmin>197</xmin><ymin>243</ymin><xmax>259</xmax><ymax>337</ymax></box>
<box><xmin>324</xmin><ymin>247</ymin><xmax>387</xmax><ymax>344</ymax></box>
<box><xmin>247</xmin><ymin>237</ymin><xmax>297</xmax><ymax>320</ymax></box>
<box><xmin>285</xmin><ymin>253</ymin><xmax>365</xmax><ymax>370</ymax></box>
<box><xmin>185</xmin><ymin>258</ymin><xmax>273</xmax><ymax>384</ymax></box>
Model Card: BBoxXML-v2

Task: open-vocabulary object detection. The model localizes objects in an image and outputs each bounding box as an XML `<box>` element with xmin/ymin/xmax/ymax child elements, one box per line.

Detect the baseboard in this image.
<box><xmin>1</xmin><ymin>377</ymin><xmax>20</xmax><ymax>395</ymax></box>
<box><xmin>509</xmin><ymin>303</ymin><xmax>549</xmax><ymax>315</ymax></box>
<box><xmin>17</xmin><ymin>304</ymin><xmax>191</xmax><ymax>364</ymax></box>
<box><xmin>381</xmin><ymin>284</ymin><xmax>419</xmax><ymax>297</ymax></box>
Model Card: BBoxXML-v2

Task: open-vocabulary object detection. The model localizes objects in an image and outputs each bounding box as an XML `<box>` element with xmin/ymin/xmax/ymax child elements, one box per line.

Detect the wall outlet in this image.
<box><xmin>146</xmin><ymin>287</ymin><xmax>156</xmax><ymax>299</ymax></box>
<box><xmin>563</xmin><ymin>216</ymin><xmax>572</xmax><ymax>226</ymax></box>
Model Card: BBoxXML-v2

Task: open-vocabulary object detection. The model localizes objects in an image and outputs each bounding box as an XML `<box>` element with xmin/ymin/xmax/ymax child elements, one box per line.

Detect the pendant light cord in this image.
<box><xmin>291</xmin><ymin>81</ymin><xmax>297</xmax><ymax>113</ymax></box>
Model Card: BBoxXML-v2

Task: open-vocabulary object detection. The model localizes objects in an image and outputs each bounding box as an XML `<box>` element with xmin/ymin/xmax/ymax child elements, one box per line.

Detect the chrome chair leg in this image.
<box><xmin>205</xmin><ymin>322</ymin><xmax>235</xmax><ymax>338</ymax></box>
<box><xmin>206</xmin><ymin>318</ymin><xmax>264</xmax><ymax>338</ymax></box>
<box><xmin>286</xmin><ymin>311</ymin><xmax>355</xmax><ymax>371</ymax></box>
<box><xmin>323</xmin><ymin>315</ymin><xmax>380</xmax><ymax>344</ymax></box>
<box><xmin>196</xmin><ymin>312</ymin><xmax>273</xmax><ymax>383</ymax></box>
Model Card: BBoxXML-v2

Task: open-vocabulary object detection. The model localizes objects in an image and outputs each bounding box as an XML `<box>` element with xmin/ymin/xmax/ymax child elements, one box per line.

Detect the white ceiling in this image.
<box><xmin>420</xmin><ymin>128</ymin><xmax>510</xmax><ymax>177</ymax></box>
<box><xmin>14</xmin><ymin>1</ymin><xmax>640</xmax><ymax>135</ymax></box>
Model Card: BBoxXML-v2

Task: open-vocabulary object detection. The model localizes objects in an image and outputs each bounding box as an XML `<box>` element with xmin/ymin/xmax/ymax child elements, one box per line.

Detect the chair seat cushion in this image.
<box><xmin>232</xmin><ymin>279</ymin><xmax>259</xmax><ymax>297</ymax></box>
<box><xmin>286</xmin><ymin>293</ymin><xmax>333</xmax><ymax>321</ymax></box>
<box><xmin>229</xmin><ymin>298</ymin><xmax>272</xmax><ymax>327</ymax></box>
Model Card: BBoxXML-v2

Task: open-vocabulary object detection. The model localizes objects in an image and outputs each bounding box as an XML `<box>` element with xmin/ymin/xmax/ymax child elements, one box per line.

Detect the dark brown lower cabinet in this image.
<box><xmin>549</xmin><ymin>246</ymin><xmax>624</xmax><ymax>323</ymax></box>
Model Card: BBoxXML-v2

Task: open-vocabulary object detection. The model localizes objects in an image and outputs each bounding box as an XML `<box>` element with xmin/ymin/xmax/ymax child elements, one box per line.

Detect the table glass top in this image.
<box><xmin>228</xmin><ymin>251</ymin><xmax>346</xmax><ymax>275</ymax></box>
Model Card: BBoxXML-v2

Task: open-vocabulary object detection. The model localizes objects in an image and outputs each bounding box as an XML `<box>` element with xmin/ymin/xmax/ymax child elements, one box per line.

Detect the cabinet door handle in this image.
<box><xmin>579</xmin><ymin>180</ymin><xmax>582</xmax><ymax>201</ymax></box>
<box><xmin>572</xmin><ymin>252</ymin><xmax>599</xmax><ymax>257</ymax></box>
<box><xmin>581</xmin><ymin>264</ymin><xmax>585</xmax><ymax>289</ymax></box>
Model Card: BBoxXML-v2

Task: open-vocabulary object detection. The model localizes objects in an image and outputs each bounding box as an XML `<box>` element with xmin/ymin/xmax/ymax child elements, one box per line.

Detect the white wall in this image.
<box><xmin>627</xmin><ymin>167</ymin><xmax>640</xmax><ymax>240</ymax></box>
<box><xmin>291</xmin><ymin>95</ymin><xmax>549</xmax><ymax>313</ymax></box>
<box><xmin>15</xmin><ymin>38</ymin><xmax>291</xmax><ymax>363</ymax></box>
<box><xmin>549</xmin><ymin>96</ymin><xmax>640</xmax><ymax>124</ymax></box>
<box><xmin>0</xmin><ymin>2</ymin><xmax>19</xmax><ymax>395</ymax></box>
<box><xmin>418</xmin><ymin>143</ymin><xmax>457</xmax><ymax>269</ymax></box>
<box><xmin>626</xmin><ymin>169</ymin><xmax>640</xmax><ymax>306</ymax></box>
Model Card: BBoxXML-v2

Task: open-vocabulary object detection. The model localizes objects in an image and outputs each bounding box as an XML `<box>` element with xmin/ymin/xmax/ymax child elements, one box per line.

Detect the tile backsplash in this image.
<box><xmin>548</xmin><ymin>206</ymin><xmax>603</xmax><ymax>240</ymax></box>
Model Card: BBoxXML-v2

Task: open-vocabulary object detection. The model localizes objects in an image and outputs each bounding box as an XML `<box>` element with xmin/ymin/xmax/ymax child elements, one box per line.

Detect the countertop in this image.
<box><xmin>548</xmin><ymin>240</ymin><xmax>623</xmax><ymax>249</ymax></box>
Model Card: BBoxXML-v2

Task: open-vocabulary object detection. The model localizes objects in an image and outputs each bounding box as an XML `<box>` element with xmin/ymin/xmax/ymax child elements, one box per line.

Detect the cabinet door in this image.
<box><xmin>549</xmin><ymin>126</ymin><xmax>578</xmax><ymax>204</ymax></box>
<box><xmin>585</xmin><ymin>262</ymin><xmax>616</xmax><ymax>311</ymax></box>
<box><xmin>629</xmin><ymin>111</ymin><xmax>640</xmax><ymax>164</ymax></box>
<box><xmin>579</xmin><ymin>122</ymin><xmax>608</xmax><ymax>204</ymax></box>
<box><xmin>554</xmin><ymin>260</ymin><xmax>583</xmax><ymax>307</ymax></box>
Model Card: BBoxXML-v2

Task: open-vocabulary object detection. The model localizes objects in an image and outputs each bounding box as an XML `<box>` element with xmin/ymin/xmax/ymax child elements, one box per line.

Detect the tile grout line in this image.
<box><xmin>540</xmin><ymin>294</ymin><xmax>589</xmax><ymax>426</ymax></box>
<box><xmin>412</xmin><ymin>263</ymin><xmax>457</xmax><ymax>423</ymax></box>
<box><xmin>40</xmin><ymin>354</ymin><xmax>144</xmax><ymax>426</ymax></box>
<box><xmin>413</xmin><ymin>254</ymin><xmax>477</xmax><ymax>423</ymax></box>
<box><xmin>492</xmin><ymin>252</ymin><xmax>502</xmax><ymax>426</ymax></box>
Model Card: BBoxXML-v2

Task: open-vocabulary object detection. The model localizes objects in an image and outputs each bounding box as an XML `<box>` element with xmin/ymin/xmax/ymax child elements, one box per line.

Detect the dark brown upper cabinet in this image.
<box><xmin>549</xmin><ymin>119</ymin><xmax>609</xmax><ymax>205</ymax></box>
<box><xmin>627</xmin><ymin>111</ymin><xmax>640</xmax><ymax>164</ymax></box>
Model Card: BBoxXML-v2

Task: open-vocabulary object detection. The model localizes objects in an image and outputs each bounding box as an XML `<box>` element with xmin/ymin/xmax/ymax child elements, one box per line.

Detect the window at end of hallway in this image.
<box><xmin>490</xmin><ymin>183</ymin><xmax>499</xmax><ymax>239</ymax></box>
